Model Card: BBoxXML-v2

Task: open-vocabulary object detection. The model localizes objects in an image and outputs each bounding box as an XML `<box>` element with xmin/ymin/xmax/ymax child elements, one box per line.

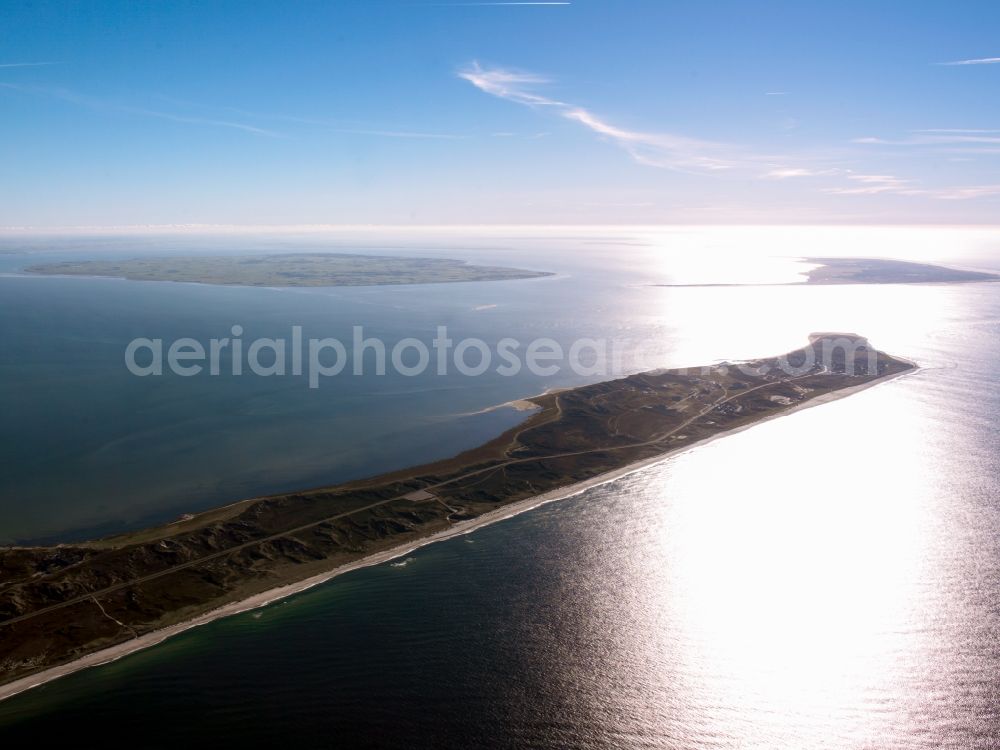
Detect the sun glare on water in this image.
<box><xmin>618</xmin><ymin>377</ymin><xmax>958</xmax><ymax>746</ymax></box>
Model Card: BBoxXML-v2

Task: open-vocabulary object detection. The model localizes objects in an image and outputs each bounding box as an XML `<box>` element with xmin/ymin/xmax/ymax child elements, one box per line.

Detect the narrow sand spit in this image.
<box><xmin>0</xmin><ymin>361</ymin><xmax>919</xmax><ymax>703</ymax></box>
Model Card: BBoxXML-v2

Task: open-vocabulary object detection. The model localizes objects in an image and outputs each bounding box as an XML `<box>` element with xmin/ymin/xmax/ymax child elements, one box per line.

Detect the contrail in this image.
<box><xmin>0</xmin><ymin>62</ymin><xmax>59</xmax><ymax>68</ymax></box>
<box><xmin>938</xmin><ymin>57</ymin><xmax>1000</xmax><ymax>66</ymax></box>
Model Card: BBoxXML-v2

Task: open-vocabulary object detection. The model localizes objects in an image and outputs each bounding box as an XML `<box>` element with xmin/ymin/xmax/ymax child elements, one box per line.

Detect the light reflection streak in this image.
<box><xmin>631</xmin><ymin>383</ymin><xmax>946</xmax><ymax>745</ymax></box>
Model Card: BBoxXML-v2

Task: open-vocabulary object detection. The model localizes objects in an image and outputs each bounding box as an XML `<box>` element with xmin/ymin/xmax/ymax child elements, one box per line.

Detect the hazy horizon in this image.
<box><xmin>4</xmin><ymin>3</ymin><xmax>1000</xmax><ymax>745</ymax></box>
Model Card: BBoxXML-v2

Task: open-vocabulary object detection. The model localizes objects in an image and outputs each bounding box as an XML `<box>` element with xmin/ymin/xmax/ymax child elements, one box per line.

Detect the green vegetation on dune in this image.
<box><xmin>0</xmin><ymin>336</ymin><xmax>913</xmax><ymax>691</ymax></box>
<box><xmin>803</xmin><ymin>257</ymin><xmax>1000</xmax><ymax>285</ymax></box>
<box><xmin>25</xmin><ymin>253</ymin><xmax>553</xmax><ymax>287</ymax></box>
<box><xmin>653</xmin><ymin>257</ymin><xmax>1000</xmax><ymax>288</ymax></box>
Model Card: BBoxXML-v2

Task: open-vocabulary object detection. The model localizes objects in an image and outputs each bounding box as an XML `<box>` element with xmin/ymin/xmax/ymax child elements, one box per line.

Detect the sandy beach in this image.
<box><xmin>0</xmin><ymin>360</ymin><xmax>920</xmax><ymax>704</ymax></box>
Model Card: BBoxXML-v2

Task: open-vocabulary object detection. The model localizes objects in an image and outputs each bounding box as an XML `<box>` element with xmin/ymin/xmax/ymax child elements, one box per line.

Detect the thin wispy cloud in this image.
<box><xmin>458</xmin><ymin>63</ymin><xmax>1000</xmax><ymax>203</ymax></box>
<box><xmin>0</xmin><ymin>83</ymin><xmax>282</xmax><ymax>136</ymax></box>
<box><xmin>917</xmin><ymin>128</ymin><xmax>1000</xmax><ymax>134</ymax></box>
<box><xmin>491</xmin><ymin>131</ymin><xmax>549</xmax><ymax>138</ymax></box>
<box><xmin>854</xmin><ymin>132</ymin><xmax>1000</xmax><ymax>147</ymax></box>
<box><xmin>939</xmin><ymin>56</ymin><xmax>1000</xmax><ymax>66</ymax></box>
<box><xmin>762</xmin><ymin>166</ymin><xmax>1000</xmax><ymax>201</ymax></box>
<box><xmin>825</xmin><ymin>174</ymin><xmax>919</xmax><ymax>196</ymax></box>
<box><xmin>761</xmin><ymin>167</ymin><xmax>970</xmax><ymax>201</ymax></box>
<box><xmin>458</xmin><ymin>62</ymin><xmax>760</xmax><ymax>172</ymax></box>
<box><xmin>763</xmin><ymin>167</ymin><xmax>843</xmax><ymax>179</ymax></box>
<box><xmin>936</xmin><ymin>185</ymin><xmax>1000</xmax><ymax>200</ymax></box>
<box><xmin>458</xmin><ymin>64</ymin><xmax>565</xmax><ymax>107</ymax></box>
<box><xmin>133</xmin><ymin>106</ymin><xmax>281</xmax><ymax>136</ymax></box>
<box><xmin>150</xmin><ymin>94</ymin><xmax>338</xmax><ymax>127</ymax></box>
<box><xmin>332</xmin><ymin>128</ymin><xmax>467</xmax><ymax>139</ymax></box>
<box><xmin>0</xmin><ymin>61</ymin><xmax>58</xmax><ymax>69</ymax></box>
<box><xmin>821</xmin><ymin>173</ymin><xmax>1000</xmax><ymax>201</ymax></box>
<box><xmin>157</xmin><ymin>96</ymin><xmax>471</xmax><ymax>138</ymax></box>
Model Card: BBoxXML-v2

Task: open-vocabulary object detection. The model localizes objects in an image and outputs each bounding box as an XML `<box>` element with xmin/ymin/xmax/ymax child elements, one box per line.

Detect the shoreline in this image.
<box><xmin>0</xmin><ymin>359</ymin><xmax>920</xmax><ymax>704</ymax></box>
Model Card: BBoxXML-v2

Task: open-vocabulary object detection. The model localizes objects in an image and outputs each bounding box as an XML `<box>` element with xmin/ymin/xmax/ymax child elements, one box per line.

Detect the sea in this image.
<box><xmin>0</xmin><ymin>226</ymin><xmax>998</xmax><ymax>748</ymax></box>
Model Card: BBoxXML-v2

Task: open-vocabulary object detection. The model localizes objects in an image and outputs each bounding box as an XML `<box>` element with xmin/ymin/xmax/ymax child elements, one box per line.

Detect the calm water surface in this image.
<box><xmin>1</xmin><ymin>227</ymin><xmax>998</xmax><ymax>747</ymax></box>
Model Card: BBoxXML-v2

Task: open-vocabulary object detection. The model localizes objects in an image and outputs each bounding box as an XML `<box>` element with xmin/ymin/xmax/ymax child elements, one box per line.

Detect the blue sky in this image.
<box><xmin>2</xmin><ymin>0</ymin><xmax>999</xmax><ymax>226</ymax></box>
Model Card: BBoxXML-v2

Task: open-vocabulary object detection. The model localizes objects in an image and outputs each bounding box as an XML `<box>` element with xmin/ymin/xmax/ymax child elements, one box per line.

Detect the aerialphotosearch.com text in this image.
<box><xmin>125</xmin><ymin>326</ymin><xmax>878</xmax><ymax>388</ymax></box>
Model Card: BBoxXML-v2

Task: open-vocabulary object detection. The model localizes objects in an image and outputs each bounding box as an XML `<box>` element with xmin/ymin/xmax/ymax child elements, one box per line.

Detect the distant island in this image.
<box><xmin>804</xmin><ymin>257</ymin><xmax>1000</xmax><ymax>284</ymax></box>
<box><xmin>655</xmin><ymin>257</ymin><xmax>1000</xmax><ymax>287</ymax></box>
<box><xmin>0</xmin><ymin>335</ymin><xmax>914</xmax><ymax>700</ymax></box>
<box><xmin>24</xmin><ymin>253</ymin><xmax>553</xmax><ymax>287</ymax></box>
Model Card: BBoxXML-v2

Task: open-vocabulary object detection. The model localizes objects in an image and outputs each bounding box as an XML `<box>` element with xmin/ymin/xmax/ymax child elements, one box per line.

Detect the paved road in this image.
<box><xmin>0</xmin><ymin>375</ymin><xmax>793</xmax><ymax>629</ymax></box>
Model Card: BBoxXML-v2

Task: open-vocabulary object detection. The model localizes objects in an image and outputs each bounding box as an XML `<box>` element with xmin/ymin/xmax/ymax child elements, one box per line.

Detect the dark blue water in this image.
<box><xmin>1</xmin><ymin>227</ymin><xmax>999</xmax><ymax>747</ymax></box>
